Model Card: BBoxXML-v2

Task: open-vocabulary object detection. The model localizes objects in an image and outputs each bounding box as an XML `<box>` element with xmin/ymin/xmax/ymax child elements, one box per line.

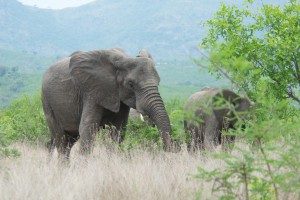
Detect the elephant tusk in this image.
<box><xmin>139</xmin><ymin>114</ymin><xmax>145</xmax><ymax>122</ymax></box>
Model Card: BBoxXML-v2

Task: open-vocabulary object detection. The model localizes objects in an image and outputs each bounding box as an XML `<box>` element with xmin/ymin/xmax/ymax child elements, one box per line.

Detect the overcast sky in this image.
<box><xmin>17</xmin><ymin>0</ymin><xmax>95</xmax><ymax>9</ymax></box>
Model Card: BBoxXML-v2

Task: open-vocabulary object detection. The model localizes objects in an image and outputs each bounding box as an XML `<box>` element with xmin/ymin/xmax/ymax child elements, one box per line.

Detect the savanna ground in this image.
<box><xmin>0</xmin><ymin>137</ymin><xmax>258</xmax><ymax>200</ymax></box>
<box><xmin>0</xmin><ymin>142</ymin><xmax>207</xmax><ymax>200</ymax></box>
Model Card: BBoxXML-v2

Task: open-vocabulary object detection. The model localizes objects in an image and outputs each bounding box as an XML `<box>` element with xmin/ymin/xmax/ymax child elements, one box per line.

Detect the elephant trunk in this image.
<box><xmin>136</xmin><ymin>86</ymin><xmax>174</xmax><ymax>151</ymax></box>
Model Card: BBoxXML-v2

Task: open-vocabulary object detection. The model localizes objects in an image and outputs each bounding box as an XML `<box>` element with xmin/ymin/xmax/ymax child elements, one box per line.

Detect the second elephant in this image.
<box><xmin>184</xmin><ymin>88</ymin><xmax>252</xmax><ymax>151</ymax></box>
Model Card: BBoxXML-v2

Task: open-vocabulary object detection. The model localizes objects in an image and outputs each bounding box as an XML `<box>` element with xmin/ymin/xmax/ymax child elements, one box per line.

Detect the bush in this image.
<box><xmin>200</xmin><ymin>0</ymin><xmax>300</xmax><ymax>105</ymax></box>
<box><xmin>195</xmin><ymin>93</ymin><xmax>300</xmax><ymax>199</ymax></box>
<box><xmin>0</xmin><ymin>94</ymin><xmax>49</xmax><ymax>143</ymax></box>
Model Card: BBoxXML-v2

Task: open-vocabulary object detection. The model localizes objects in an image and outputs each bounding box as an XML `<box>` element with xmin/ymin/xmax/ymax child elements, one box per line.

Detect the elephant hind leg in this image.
<box><xmin>184</xmin><ymin>120</ymin><xmax>193</xmax><ymax>152</ymax></box>
<box><xmin>57</xmin><ymin>131</ymin><xmax>79</xmax><ymax>160</ymax></box>
<box><xmin>42</xmin><ymin>100</ymin><xmax>61</xmax><ymax>159</ymax></box>
<box><xmin>188</xmin><ymin>128</ymin><xmax>203</xmax><ymax>152</ymax></box>
<box><xmin>185</xmin><ymin>121</ymin><xmax>204</xmax><ymax>152</ymax></box>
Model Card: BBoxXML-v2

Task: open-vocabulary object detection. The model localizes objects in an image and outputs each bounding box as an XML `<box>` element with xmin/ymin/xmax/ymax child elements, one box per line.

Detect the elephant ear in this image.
<box><xmin>213</xmin><ymin>89</ymin><xmax>241</xmax><ymax>122</ymax></box>
<box><xmin>137</xmin><ymin>49</ymin><xmax>153</xmax><ymax>59</ymax></box>
<box><xmin>111</xmin><ymin>48</ymin><xmax>127</xmax><ymax>55</ymax></box>
<box><xmin>69</xmin><ymin>50</ymin><xmax>120</xmax><ymax>113</ymax></box>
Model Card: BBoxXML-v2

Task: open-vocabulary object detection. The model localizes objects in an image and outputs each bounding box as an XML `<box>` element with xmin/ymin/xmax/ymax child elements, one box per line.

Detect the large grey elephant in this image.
<box><xmin>42</xmin><ymin>48</ymin><xmax>174</xmax><ymax>159</ymax></box>
<box><xmin>184</xmin><ymin>88</ymin><xmax>252</xmax><ymax>151</ymax></box>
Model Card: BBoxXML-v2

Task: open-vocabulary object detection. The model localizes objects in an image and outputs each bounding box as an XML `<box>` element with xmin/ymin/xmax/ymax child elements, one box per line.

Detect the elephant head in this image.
<box><xmin>211</xmin><ymin>89</ymin><xmax>253</xmax><ymax>128</ymax></box>
<box><xmin>69</xmin><ymin>49</ymin><xmax>173</xmax><ymax>151</ymax></box>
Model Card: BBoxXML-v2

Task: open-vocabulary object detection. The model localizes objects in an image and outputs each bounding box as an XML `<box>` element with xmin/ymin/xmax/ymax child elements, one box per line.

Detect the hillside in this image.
<box><xmin>0</xmin><ymin>0</ymin><xmax>282</xmax><ymax>59</ymax></box>
<box><xmin>0</xmin><ymin>0</ymin><xmax>214</xmax><ymax>59</ymax></box>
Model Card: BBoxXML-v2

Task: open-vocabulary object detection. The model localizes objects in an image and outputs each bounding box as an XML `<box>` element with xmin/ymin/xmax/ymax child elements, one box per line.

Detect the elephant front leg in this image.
<box><xmin>204</xmin><ymin>115</ymin><xmax>221</xmax><ymax>151</ymax></box>
<box><xmin>79</xmin><ymin>104</ymin><xmax>103</xmax><ymax>155</ymax></box>
<box><xmin>109</xmin><ymin>102</ymin><xmax>130</xmax><ymax>143</ymax></box>
<box><xmin>79</xmin><ymin>123</ymin><xmax>99</xmax><ymax>154</ymax></box>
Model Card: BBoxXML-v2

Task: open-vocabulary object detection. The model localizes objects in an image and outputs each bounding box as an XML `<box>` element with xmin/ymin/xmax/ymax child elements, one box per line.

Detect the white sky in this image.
<box><xmin>17</xmin><ymin>0</ymin><xmax>95</xmax><ymax>9</ymax></box>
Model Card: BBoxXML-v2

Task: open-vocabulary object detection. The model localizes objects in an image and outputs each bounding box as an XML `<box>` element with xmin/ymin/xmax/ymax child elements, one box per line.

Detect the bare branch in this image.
<box><xmin>271</xmin><ymin>77</ymin><xmax>300</xmax><ymax>104</ymax></box>
<box><xmin>196</xmin><ymin>48</ymin><xmax>249</xmax><ymax>98</ymax></box>
<box><xmin>287</xmin><ymin>91</ymin><xmax>300</xmax><ymax>103</ymax></box>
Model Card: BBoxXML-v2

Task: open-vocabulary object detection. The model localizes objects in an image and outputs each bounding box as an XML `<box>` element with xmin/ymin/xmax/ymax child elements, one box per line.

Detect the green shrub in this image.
<box><xmin>0</xmin><ymin>93</ymin><xmax>49</xmax><ymax>143</ymax></box>
<box><xmin>195</xmin><ymin>94</ymin><xmax>300</xmax><ymax>199</ymax></box>
<box><xmin>194</xmin><ymin>1</ymin><xmax>300</xmax><ymax>199</ymax></box>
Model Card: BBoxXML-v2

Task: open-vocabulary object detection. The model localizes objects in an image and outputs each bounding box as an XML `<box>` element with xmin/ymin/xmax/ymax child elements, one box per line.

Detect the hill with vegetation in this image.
<box><xmin>0</xmin><ymin>0</ymin><xmax>284</xmax><ymax>59</ymax></box>
<box><xmin>1</xmin><ymin>0</ymin><xmax>218</xmax><ymax>59</ymax></box>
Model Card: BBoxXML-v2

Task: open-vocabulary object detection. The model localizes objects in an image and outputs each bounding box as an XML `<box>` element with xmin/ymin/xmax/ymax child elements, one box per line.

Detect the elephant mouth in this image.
<box><xmin>135</xmin><ymin>108</ymin><xmax>153</xmax><ymax>122</ymax></box>
<box><xmin>135</xmin><ymin>108</ymin><xmax>146</xmax><ymax>116</ymax></box>
<box><xmin>121</xmin><ymin>97</ymin><xmax>136</xmax><ymax>109</ymax></box>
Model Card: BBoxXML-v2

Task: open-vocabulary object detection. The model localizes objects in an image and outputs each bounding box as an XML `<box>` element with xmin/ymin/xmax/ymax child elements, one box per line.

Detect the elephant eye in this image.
<box><xmin>127</xmin><ymin>81</ymin><xmax>134</xmax><ymax>89</ymax></box>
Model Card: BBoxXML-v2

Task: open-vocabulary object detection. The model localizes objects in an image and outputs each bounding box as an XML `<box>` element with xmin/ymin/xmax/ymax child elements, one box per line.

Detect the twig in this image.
<box><xmin>287</xmin><ymin>91</ymin><xmax>300</xmax><ymax>103</ymax></box>
<box><xmin>258</xmin><ymin>138</ymin><xmax>279</xmax><ymax>200</ymax></box>
<box><xmin>242</xmin><ymin>163</ymin><xmax>249</xmax><ymax>200</ymax></box>
<box><xmin>196</xmin><ymin>48</ymin><xmax>249</xmax><ymax>98</ymax></box>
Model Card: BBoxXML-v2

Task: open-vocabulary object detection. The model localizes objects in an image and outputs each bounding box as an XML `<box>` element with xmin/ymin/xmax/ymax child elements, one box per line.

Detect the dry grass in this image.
<box><xmin>0</xmin><ymin>140</ymin><xmax>225</xmax><ymax>200</ymax></box>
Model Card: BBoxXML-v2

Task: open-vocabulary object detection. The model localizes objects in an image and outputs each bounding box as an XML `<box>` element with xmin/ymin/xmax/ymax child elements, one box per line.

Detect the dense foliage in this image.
<box><xmin>201</xmin><ymin>0</ymin><xmax>300</xmax><ymax>104</ymax></box>
<box><xmin>0</xmin><ymin>94</ymin><xmax>48</xmax><ymax>157</ymax></box>
<box><xmin>195</xmin><ymin>0</ymin><xmax>300</xmax><ymax>199</ymax></box>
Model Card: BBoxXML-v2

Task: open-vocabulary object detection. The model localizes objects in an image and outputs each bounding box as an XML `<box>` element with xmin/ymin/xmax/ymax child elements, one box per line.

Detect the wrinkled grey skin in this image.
<box><xmin>42</xmin><ymin>48</ymin><xmax>174</xmax><ymax>160</ymax></box>
<box><xmin>184</xmin><ymin>88</ymin><xmax>252</xmax><ymax>152</ymax></box>
<box><xmin>129</xmin><ymin>108</ymin><xmax>155</xmax><ymax>127</ymax></box>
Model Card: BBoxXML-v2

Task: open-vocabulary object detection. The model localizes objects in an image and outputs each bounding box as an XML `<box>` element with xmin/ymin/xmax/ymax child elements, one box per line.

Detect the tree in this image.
<box><xmin>195</xmin><ymin>3</ymin><xmax>300</xmax><ymax>199</ymax></box>
<box><xmin>200</xmin><ymin>0</ymin><xmax>300</xmax><ymax>104</ymax></box>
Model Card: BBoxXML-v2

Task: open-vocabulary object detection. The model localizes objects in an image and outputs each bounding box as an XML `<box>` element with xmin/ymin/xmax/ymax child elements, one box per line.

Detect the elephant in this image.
<box><xmin>129</xmin><ymin>108</ymin><xmax>155</xmax><ymax>127</ymax></box>
<box><xmin>184</xmin><ymin>87</ymin><xmax>253</xmax><ymax>152</ymax></box>
<box><xmin>42</xmin><ymin>48</ymin><xmax>175</xmax><ymax>160</ymax></box>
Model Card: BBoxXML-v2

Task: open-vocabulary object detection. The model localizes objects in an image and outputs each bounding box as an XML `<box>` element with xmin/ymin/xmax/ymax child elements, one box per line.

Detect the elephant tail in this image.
<box><xmin>41</xmin><ymin>93</ymin><xmax>56</xmax><ymax>154</ymax></box>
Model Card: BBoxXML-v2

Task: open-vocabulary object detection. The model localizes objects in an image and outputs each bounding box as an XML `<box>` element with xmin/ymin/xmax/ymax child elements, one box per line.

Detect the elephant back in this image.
<box><xmin>185</xmin><ymin>88</ymin><xmax>242</xmax><ymax>123</ymax></box>
<box><xmin>185</xmin><ymin>88</ymin><xmax>221</xmax><ymax>110</ymax></box>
